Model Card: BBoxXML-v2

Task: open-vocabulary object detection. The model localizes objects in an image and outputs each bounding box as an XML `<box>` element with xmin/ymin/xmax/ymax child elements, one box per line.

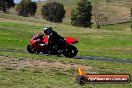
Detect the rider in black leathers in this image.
<box><xmin>43</xmin><ymin>26</ymin><xmax>65</xmax><ymax>50</ymax></box>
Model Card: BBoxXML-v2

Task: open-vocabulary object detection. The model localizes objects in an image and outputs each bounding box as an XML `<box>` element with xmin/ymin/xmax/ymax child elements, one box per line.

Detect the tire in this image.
<box><xmin>27</xmin><ymin>45</ymin><xmax>35</xmax><ymax>54</ymax></box>
<box><xmin>63</xmin><ymin>45</ymin><xmax>78</xmax><ymax>58</ymax></box>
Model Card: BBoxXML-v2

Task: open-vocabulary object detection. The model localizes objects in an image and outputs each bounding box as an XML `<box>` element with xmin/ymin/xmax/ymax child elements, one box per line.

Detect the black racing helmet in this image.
<box><xmin>44</xmin><ymin>26</ymin><xmax>53</xmax><ymax>35</ymax></box>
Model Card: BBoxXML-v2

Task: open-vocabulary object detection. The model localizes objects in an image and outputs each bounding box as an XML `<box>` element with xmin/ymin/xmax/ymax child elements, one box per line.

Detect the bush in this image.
<box><xmin>130</xmin><ymin>7</ymin><xmax>132</xmax><ymax>30</ymax></box>
<box><xmin>16</xmin><ymin>0</ymin><xmax>37</xmax><ymax>17</ymax></box>
<box><xmin>0</xmin><ymin>0</ymin><xmax>15</xmax><ymax>13</ymax></box>
<box><xmin>71</xmin><ymin>10</ymin><xmax>80</xmax><ymax>26</ymax></box>
<box><xmin>130</xmin><ymin>7</ymin><xmax>132</xmax><ymax>20</ymax></box>
<box><xmin>41</xmin><ymin>2</ymin><xmax>65</xmax><ymax>23</ymax></box>
<box><xmin>71</xmin><ymin>0</ymin><xmax>92</xmax><ymax>28</ymax></box>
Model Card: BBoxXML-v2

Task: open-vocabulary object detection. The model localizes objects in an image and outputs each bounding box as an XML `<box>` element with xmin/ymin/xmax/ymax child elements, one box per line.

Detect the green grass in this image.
<box><xmin>0</xmin><ymin>13</ymin><xmax>49</xmax><ymax>25</ymax></box>
<box><xmin>0</xmin><ymin>14</ymin><xmax>132</xmax><ymax>88</ymax></box>
<box><xmin>1</xmin><ymin>51</ymin><xmax>132</xmax><ymax>72</ymax></box>
<box><xmin>0</xmin><ymin>52</ymin><xmax>132</xmax><ymax>88</ymax></box>
<box><xmin>0</xmin><ymin>66</ymin><xmax>78</xmax><ymax>88</ymax></box>
<box><xmin>101</xmin><ymin>22</ymin><xmax>131</xmax><ymax>31</ymax></box>
<box><xmin>0</xmin><ymin>21</ymin><xmax>132</xmax><ymax>59</ymax></box>
<box><xmin>0</xmin><ymin>0</ymin><xmax>132</xmax><ymax>87</ymax></box>
<box><xmin>0</xmin><ymin>65</ymin><xmax>131</xmax><ymax>88</ymax></box>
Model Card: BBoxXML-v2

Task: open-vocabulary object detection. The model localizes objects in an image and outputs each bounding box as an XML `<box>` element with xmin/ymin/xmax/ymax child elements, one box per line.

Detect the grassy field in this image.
<box><xmin>0</xmin><ymin>13</ymin><xmax>132</xmax><ymax>88</ymax></box>
<box><xmin>101</xmin><ymin>22</ymin><xmax>132</xmax><ymax>30</ymax></box>
<box><xmin>0</xmin><ymin>51</ymin><xmax>132</xmax><ymax>88</ymax></box>
<box><xmin>0</xmin><ymin>20</ymin><xmax>131</xmax><ymax>59</ymax></box>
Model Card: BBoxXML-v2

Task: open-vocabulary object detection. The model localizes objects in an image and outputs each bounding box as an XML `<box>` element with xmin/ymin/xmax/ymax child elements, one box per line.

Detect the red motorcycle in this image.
<box><xmin>27</xmin><ymin>35</ymin><xmax>78</xmax><ymax>58</ymax></box>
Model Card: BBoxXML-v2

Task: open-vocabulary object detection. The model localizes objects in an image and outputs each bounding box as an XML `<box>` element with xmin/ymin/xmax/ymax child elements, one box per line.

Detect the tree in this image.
<box><xmin>41</xmin><ymin>2</ymin><xmax>65</xmax><ymax>23</ymax></box>
<box><xmin>71</xmin><ymin>0</ymin><xmax>92</xmax><ymax>28</ymax></box>
<box><xmin>106</xmin><ymin>0</ymin><xmax>111</xmax><ymax>2</ymax></box>
<box><xmin>71</xmin><ymin>10</ymin><xmax>80</xmax><ymax>26</ymax></box>
<box><xmin>130</xmin><ymin>7</ymin><xmax>132</xmax><ymax>31</ymax></box>
<box><xmin>0</xmin><ymin>0</ymin><xmax>15</xmax><ymax>13</ymax></box>
<box><xmin>16</xmin><ymin>0</ymin><xmax>37</xmax><ymax>17</ymax></box>
<box><xmin>93</xmin><ymin>9</ymin><xmax>108</xmax><ymax>29</ymax></box>
<box><xmin>130</xmin><ymin>7</ymin><xmax>132</xmax><ymax>19</ymax></box>
<box><xmin>92</xmin><ymin>2</ymin><xmax>109</xmax><ymax>29</ymax></box>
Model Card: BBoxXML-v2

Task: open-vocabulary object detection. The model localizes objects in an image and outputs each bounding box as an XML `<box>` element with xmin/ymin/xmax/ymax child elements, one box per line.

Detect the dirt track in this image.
<box><xmin>0</xmin><ymin>55</ymin><xmax>95</xmax><ymax>74</ymax></box>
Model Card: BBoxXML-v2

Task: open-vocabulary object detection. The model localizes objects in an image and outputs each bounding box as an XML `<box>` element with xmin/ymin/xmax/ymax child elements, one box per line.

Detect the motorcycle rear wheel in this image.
<box><xmin>63</xmin><ymin>45</ymin><xmax>78</xmax><ymax>58</ymax></box>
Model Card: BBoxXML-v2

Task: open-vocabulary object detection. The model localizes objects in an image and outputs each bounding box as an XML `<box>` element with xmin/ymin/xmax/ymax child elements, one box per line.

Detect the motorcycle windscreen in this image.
<box><xmin>65</xmin><ymin>37</ymin><xmax>78</xmax><ymax>44</ymax></box>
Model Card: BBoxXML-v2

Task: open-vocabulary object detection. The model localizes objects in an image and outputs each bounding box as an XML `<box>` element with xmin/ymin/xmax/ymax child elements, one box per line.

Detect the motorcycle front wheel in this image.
<box><xmin>27</xmin><ymin>44</ymin><xmax>35</xmax><ymax>54</ymax></box>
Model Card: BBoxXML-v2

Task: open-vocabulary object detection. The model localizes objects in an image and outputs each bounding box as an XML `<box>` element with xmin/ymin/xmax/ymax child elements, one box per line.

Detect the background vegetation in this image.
<box><xmin>41</xmin><ymin>2</ymin><xmax>65</xmax><ymax>23</ymax></box>
<box><xmin>16</xmin><ymin>0</ymin><xmax>37</xmax><ymax>17</ymax></box>
<box><xmin>0</xmin><ymin>0</ymin><xmax>132</xmax><ymax>88</ymax></box>
<box><xmin>71</xmin><ymin>0</ymin><xmax>92</xmax><ymax>27</ymax></box>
